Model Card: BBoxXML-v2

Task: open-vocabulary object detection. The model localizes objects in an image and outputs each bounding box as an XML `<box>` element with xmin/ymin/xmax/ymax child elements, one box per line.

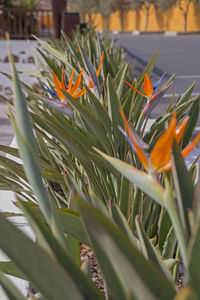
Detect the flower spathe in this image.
<box><xmin>120</xmin><ymin>108</ymin><xmax>200</xmax><ymax>174</ymax></box>
<box><xmin>124</xmin><ymin>73</ymin><xmax>171</xmax><ymax>116</ymax></box>
<box><xmin>52</xmin><ymin>67</ymin><xmax>86</xmax><ymax>102</ymax></box>
<box><xmin>125</xmin><ymin>73</ymin><xmax>164</xmax><ymax>98</ymax></box>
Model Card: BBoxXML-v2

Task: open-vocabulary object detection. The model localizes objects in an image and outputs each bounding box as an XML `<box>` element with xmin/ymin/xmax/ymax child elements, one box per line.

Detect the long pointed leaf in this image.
<box><xmin>76</xmin><ymin>197</ymin><xmax>176</xmax><ymax>300</ymax></box>
<box><xmin>0</xmin><ymin>272</ymin><xmax>26</xmax><ymax>300</ymax></box>
<box><xmin>0</xmin><ymin>213</ymin><xmax>84</xmax><ymax>300</ymax></box>
<box><xmin>95</xmin><ymin>149</ymin><xmax>165</xmax><ymax>206</ymax></box>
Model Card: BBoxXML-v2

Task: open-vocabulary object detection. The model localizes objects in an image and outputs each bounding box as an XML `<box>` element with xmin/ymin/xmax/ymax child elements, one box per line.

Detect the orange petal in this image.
<box><xmin>120</xmin><ymin>108</ymin><xmax>149</xmax><ymax>169</ymax></box>
<box><xmin>181</xmin><ymin>132</ymin><xmax>200</xmax><ymax>158</ymax></box>
<box><xmin>71</xmin><ymin>69</ymin><xmax>84</xmax><ymax>94</ymax></box>
<box><xmin>124</xmin><ymin>80</ymin><xmax>145</xmax><ymax>97</ymax></box>
<box><xmin>96</xmin><ymin>51</ymin><xmax>104</xmax><ymax>77</ymax></box>
<box><xmin>88</xmin><ymin>78</ymin><xmax>94</xmax><ymax>88</ymax></box>
<box><xmin>161</xmin><ymin>132</ymin><xmax>200</xmax><ymax>171</ymax></box>
<box><xmin>68</xmin><ymin>69</ymin><xmax>74</xmax><ymax>93</ymax></box>
<box><xmin>150</xmin><ymin>112</ymin><xmax>177</xmax><ymax>171</ymax></box>
<box><xmin>175</xmin><ymin>117</ymin><xmax>189</xmax><ymax>143</ymax></box>
<box><xmin>52</xmin><ymin>70</ymin><xmax>65</xmax><ymax>100</ymax></box>
<box><xmin>61</xmin><ymin>65</ymin><xmax>66</xmax><ymax>90</ymax></box>
<box><xmin>143</xmin><ymin>74</ymin><xmax>153</xmax><ymax>97</ymax></box>
<box><xmin>73</xmin><ymin>88</ymin><xmax>87</xmax><ymax>98</ymax></box>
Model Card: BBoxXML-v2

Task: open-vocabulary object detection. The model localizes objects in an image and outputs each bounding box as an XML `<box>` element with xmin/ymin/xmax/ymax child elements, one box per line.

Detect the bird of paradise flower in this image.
<box><xmin>43</xmin><ymin>51</ymin><xmax>104</xmax><ymax>102</ymax></box>
<box><xmin>124</xmin><ymin>73</ymin><xmax>172</xmax><ymax>116</ymax></box>
<box><xmin>120</xmin><ymin>107</ymin><xmax>200</xmax><ymax>175</ymax></box>
<box><xmin>51</xmin><ymin>67</ymin><xmax>87</xmax><ymax>102</ymax></box>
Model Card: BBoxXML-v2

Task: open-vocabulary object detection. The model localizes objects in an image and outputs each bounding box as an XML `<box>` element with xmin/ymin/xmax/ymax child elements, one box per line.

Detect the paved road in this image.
<box><xmin>114</xmin><ymin>34</ymin><xmax>200</xmax><ymax>119</ymax></box>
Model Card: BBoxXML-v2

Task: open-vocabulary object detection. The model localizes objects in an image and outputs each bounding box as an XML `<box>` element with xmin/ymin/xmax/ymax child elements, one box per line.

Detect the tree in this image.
<box><xmin>68</xmin><ymin>0</ymin><xmax>95</xmax><ymax>22</ymax></box>
<box><xmin>177</xmin><ymin>0</ymin><xmax>200</xmax><ymax>32</ymax></box>
<box><xmin>92</xmin><ymin>0</ymin><xmax>114</xmax><ymax>31</ymax></box>
<box><xmin>52</xmin><ymin>0</ymin><xmax>66</xmax><ymax>38</ymax></box>
<box><xmin>0</xmin><ymin>0</ymin><xmax>13</xmax><ymax>7</ymax></box>
<box><xmin>112</xmin><ymin>0</ymin><xmax>132</xmax><ymax>31</ymax></box>
<box><xmin>142</xmin><ymin>0</ymin><xmax>157</xmax><ymax>31</ymax></box>
<box><xmin>130</xmin><ymin>0</ymin><xmax>156</xmax><ymax>32</ymax></box>
<box><xmin>155</xmin><ymin>0</ymin><xmax>177</xmax><ymax>12</ymax></box>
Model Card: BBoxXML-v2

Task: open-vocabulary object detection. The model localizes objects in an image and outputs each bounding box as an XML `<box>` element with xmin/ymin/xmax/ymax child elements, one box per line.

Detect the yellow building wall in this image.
<box><xmin>90</xmin><ymin>3</ymin><xmax>200</xmax><ymax>32</ymax></box>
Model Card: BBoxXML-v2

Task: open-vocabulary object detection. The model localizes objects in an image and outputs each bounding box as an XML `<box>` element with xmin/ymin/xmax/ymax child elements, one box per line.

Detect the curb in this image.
<box><xmin>99</xmin><ymin>30</ymin><xmax>200</xmax><ymax>36</ymax></box>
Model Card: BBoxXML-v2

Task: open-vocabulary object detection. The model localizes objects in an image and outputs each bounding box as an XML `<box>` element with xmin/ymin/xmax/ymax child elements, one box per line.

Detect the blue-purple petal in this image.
<box><xmin>153</xmin><ymin>73</ymin><xmax>165</xmax><ymax>91</ymax></box>
<box><xmin>41</xmin><ymin>85</ymin><xmax>61</xmax><ymax>101</ymax></box>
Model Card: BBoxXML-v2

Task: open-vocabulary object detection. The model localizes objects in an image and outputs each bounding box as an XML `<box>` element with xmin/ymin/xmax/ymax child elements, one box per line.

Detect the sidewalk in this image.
<box><xmin>0</xmin><ymin>39</ymin><xmax>38</xmax><ymax>146</ymax></box>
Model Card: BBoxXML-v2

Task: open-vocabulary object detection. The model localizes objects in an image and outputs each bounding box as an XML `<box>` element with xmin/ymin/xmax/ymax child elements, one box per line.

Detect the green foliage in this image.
<box><xmin>155</xmin><ymin>0</ymin><xmax>177</xmax><ymax>12</ymax></box>
<box><xmin>0</xmin><ymin>29</ymin><xmax>200</xmax><ymax>299</ymax></box>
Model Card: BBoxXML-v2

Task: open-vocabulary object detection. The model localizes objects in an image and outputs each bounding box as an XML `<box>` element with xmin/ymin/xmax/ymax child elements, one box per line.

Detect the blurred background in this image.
<box><xmin>1</xmin><ymin>0</ymin><xmax>200</xmax><ymax>40</ymax></box>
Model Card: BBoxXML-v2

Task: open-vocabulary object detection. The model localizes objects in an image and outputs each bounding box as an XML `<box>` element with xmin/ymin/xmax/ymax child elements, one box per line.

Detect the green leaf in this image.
<box><xmin>162</xmin><ymin>226</ymin><xmax>177</xmax><ymax>260</ymax></box>
<box><xmin>29</xmin><ymin>91</ymin><xmax>74</xmax><ymax>118</ymax></box>
<box><xmin>79</xmin><ymin>47</ymin><xmax>101</xmax><ymax>96</ymax></box>
<box><xmin>95</xmin><ymin>149</ymin><xmax>165</xmax><ymax>206</ymax></box>
<box><xmin>0</xmin><ymin>145</ymin><xmax>19</xmax><ymax>158</ymax></box>
<box><xmin>158</xmin><ymin>210</ymin><xmax>172</xmax><ymax>253</ymax></box>
<box><xmin>163</xmin><ymin>176</ymin><xmax>187</xmax><ymax>268</ymax></box>
<box><xmin>8</xmin><ymin>39</ymin><xmax>52</xmax><ymax>225</ymax></box>
<box><xmin>65</xmin><ymin>91</ymin><xmax>112</xmax><ymax>151</ymax></box>
<box><xmin>33</xmin><ymin>35</ymin><xmax>71</xmax><ymax>66</ymax></box>
<box><xmin>182</xmin><ymin>99</ymin><xmax>200</xmax><ymax>148</ymax></box>
<box><xmin>188</xmin><ymin>225</ymin><xmax>200</xmax><ymax>296</ymax></box>
<box><xmin>119</xmin><ymin>175</ymin><xmax>131</xmax><ymax>218</ymax></box>
<box><xmin>76</xmin><ymin>197</ymin><xmax>176</xmax><ymax>300</ymax></box>
<box><xmin>107</xmin><ymin>74</ymin><xmax>124</xmax><ymax>151</ymax></box>
<box><xmin>17</xmin><ymin>200</ymin><xmax>104</xmax><ymax>300</ymax></box>
<box><xmin>111</xmin><ymin>204</ymin><xmax>138</xmax><ymax>247</ymax></box>
<box><xmin>116</xmin><ymin>63</ymin><xmax>129</xmax><ymax>98</ymax></box>
<box><xmin>7</xmin><ymin>38</ymin><xmax>72</xmax><ymax>252</ymax></box>
<box><xmin>172</xmin><ymin>142</ymin><xmax>194</xmax><ymax>240</ymax></box>
<box><xmin>86</xmin><ymin>87</ymin><xmax>112</xmax><ymax>138</ymax></box>
<box><xmin>58</xmin><ymin>209</ymin><xmax>91</xmax><ymax>246</ymax></box>
<box><xmin>135</xmin><ymin>217</ymin><xmax>174</xmax><ymax>284</ymax></box>
<box><xmin>0</xmin><ymin>262</ymin><xmax>26</xmax><ymax>280</ymax></box>
<box><xmin>0</xmin><ymin>272</ymin><xmax>26</xmax><ymax>300</ymax></box>
<box><xmin>0</xmin><ymin>212</ymin><xmax>84</xmax><ymax>300</ymax></box>
<box><xmin>175</xmin><ymin>82</ymin><xmax>195</xmax><ymax>106</ymax></box>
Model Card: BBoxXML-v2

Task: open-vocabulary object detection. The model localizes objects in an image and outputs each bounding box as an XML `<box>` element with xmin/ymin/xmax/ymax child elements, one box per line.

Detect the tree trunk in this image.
<box><xmin>119</xmin><ymin>9</ymin><xmax>125</xmax><ymax>31</ymax></box>
<box><xmin>144</xmin><ymin>4</ymin><xmax>150</xmax><ymax>32</ymax></box>
<box><xmin>88</xmin><ymin>11</ymin><xmax>92</xmax><ymax>23</ymax></box>
<box><xmin>52</xmin><ymin>0</ymin><xmax>66</xmax><ymax>39</ymax></box>
<box><xmin>183</xmin><ymin>3</ymin><xmax>190</xmax><ymax>32</ymax></box>
<box><xmin>104</xmin><ymin>15</ymin><xmax>110</xmax><ymax>31</ymax></box>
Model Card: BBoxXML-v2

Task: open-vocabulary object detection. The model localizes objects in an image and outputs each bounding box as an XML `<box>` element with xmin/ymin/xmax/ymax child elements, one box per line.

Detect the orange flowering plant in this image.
<box><xmin>2</xmin><ymin>31</ymin><xmax>200</xmax><ymax>299</ymax></box>
<box><xmin>125</xmin><ymin>73</ymin><xmax>172</xmax><ymax>116</ymax></box>
<box><xmin>52</xmin><ymin>67</ymin><xmax>87</xmax><ymax>102</ymax></box>
<box><xmin>95</xmin><ymin>107</ymin><xmax>200</xmax><ymax>267</ymax></box>
<box><xmin>120</xmin><ymin>108</ymin><xmax>200</xmax><ymax>174</ymax></box>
